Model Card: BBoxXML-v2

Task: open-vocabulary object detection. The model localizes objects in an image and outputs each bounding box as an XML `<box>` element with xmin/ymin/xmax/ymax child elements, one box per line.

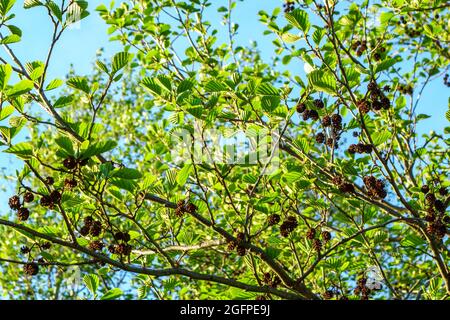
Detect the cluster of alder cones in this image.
<box><xmin>296</xmin><ymin>98</ymin><xmax>344</xmax><ymax>149</ymax></box>
<box><xmin>422</xmin><ymin>185</ymin><xmax>449</xmax><ymax>239</ymax></box>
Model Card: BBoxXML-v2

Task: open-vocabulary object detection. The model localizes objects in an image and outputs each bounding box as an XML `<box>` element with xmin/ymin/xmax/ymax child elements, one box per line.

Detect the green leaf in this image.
<box><xmin>308</xmin><ymin>70</ymin><xmax>336</xmax><ymax>95</ymax></box>
<box><xmin>375</xmin><ymin>57</ymin><xmax>400</xmax><ymax>74</ymax></box>
<box><xmin>111</xmin><ymin>52</ymin><xmax>132</xmax><ymax>74</ymax></box>
<box><xmin>96</xmin><ymin>61</ymin><xmax>109</xmax><ymax>73</ymax></box>
<box><xmin>156</xmin><ymin>75</ymin><xmax>172</xmax><ymax>92</ymax></box>
<box><xmin>112</xmin><ymin>168</ymin><xmax>142</xmax><ymax>180</ymax></box>
<box><xmin>4</xmin><ymin>141</ymin><xmax>33</xmax><ymax>159</ymax></box>
<box><xmin>24</xmin><ymin>0</ymin><xmax>43</xmax><ymax>8</ymax></box>
<box><xmin>81</xmin><ymin>140</ymin><xmax>117</xmax><ymax>158</ymax></box>
<box><xmin>256</xmin><ymin>83</ymin><xmax>279</xmax><ymax>96</ymax></box>
<box><xmin>285</xmin><ymin>9</ymin><xmax>310</xmax><ymax>33</ymax></box>
<box><xmin>55</xmin><ymin>136</ymin><xmax>74</xmax><ymax>156</ymax></box>
<box><xmin>0</xmin><ymin>0</ymin><xmax>16</xmax><ymax>16</ymax></box>
<box><xmin>445</xmin><ymin>110</ymin><xmax>450</xmax><ymax>122</ymax></box>
<box><xmin>100</xmin><ymin>288</ymin><xmax>123</xmax><ymax>300</ymax></box>
<box><xmin>141</xmin><ymin>77</ymin><xmax>162</xmax><ymax>96</ymax></box>
<box><xmin>283</xmin><ymin>172</ymin><xmax>303</xmax><ymax>183</ymax></box>
<box><xmin>45</xmin><ymin>78</ymin><xmax>64</xmax><ymax>91</ymax></box>
<box><xmin>177</xmin><ymin>78</ymin><xmax>195</xmax><ymax>93</ymax></box>
<box><xmin>261</xmin><ymin>95</ymin><xmax>280</xmax><ymax>112</ymax></box>
<box><xmin>67</xmin><ymin>77</ymin><xmax>90</xmax><ymax>94</ymax></box>
<box><xmin>137</xmin><ymin>286</ymin><xmax>147</xmax><ymax>299</ymax></box>
<box><xmin>0</xmin><ymin>64</ymin><xmax>12</xmax><ymax>89</ymax></box>
<box><xmin>312</xmin><ymin>28</ymin><xmax>325</xmax><ymax>45</ymax></box>
<box><xmin>281</xmin><ymin>32</ymin><xmax>301</xmax><ymax>43</ymax></box>
<box><xmin>0</xmin><ymin>105</ymin><xmax>14</xmax><ymax>121</ymax></box>
<box><xmin>6</xmin><ymin>79</ymin><xmax>34</xmax><ymax>97</ymax></box>
<box><xmin>176</xmin><ymin>164</ymin><xmax>192</xmax><ymax>186</ymax></box>
<box><xmin>205</xmin><ymin>80</ymin><xmax>227</xmax><ymax>92</ymax></box>
<box><xmin>372</xmin><ymin>130</ymin><xmax>391</xmax><ymax>146</ymax></box>
<box><xmin>54</xmin><ymin>95</ymin><xmax>74</xmax><ymax>108</ymax></box>
<box><xmin>1</xmin><ymin>34</ymin><xmax>21</xmax><ymax>44</ymax></box>
<box><xmin>83</xmin><ymin>274</ymin><xmax>99</xmax><ymax>297</ymax></box>
<box><xmin>47</xmin><ymin>1</ymin><xmax>62</xmax><ymax>21</ymax></box>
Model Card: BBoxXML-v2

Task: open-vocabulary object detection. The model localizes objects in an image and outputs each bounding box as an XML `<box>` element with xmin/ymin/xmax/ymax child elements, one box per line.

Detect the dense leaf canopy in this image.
<box><xmin>0</xmin><ymin>0</ymin><xmax>449</xmax><ymax>300</ymax></box>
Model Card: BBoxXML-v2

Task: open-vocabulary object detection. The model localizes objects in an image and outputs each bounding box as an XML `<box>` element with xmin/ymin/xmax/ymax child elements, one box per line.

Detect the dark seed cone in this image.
<box><xmin>421</xmin><ymin>185</ymin><xmax>430</xmax><ymax>194</ymax></box>
<box><xmin>331</xmin><ymin>114</ymin><xmax>342</xmax><ymax>126</ymax></box>
<box><xmin>236</xmin><ymin>245</ymin><xmax>246</xmax><ymax>256</ymax></box>
<box><xmin>439</xmin><ymin>187</ymin><xmax>448</xmax><ymax>196</ymax></box>
<box><xmin>44</xmin><ymin>177</ymin><xmax>55</xmax><ymax>186</ymax></box>
<box><xmin>312</xmin><ymin>239</ymin><xmax>322</xmax><ymax>252</ymax></box>
<box><xmin>89</xmin><ymin>221</ymin><xmax>102</xmax><ymax>237</ymax></box>
<box><xmin>296</xmin><ymin>102</ymin><xmax>306</xmax><ymax>113</ymax></box>
<box><xmin>41</xmin><ymin>242</ymin><xmax>51</xmax><ymax>250</ymax></box>
<box><xmin>332</xmin><ymin>176</ymin><xmax>343</xmax><ymax>186</ymax></box>
<box><xmin>17</xmin><ymin>208</ymin><xmax>30</xmax><ymax>221</ymax></box>
<box><xmin>227</xmin><ymin>241</ymin><xmax>236</xmax><ymax>251</ymax></box>
<box><xmin>40</xmin><ymin>195</ymin><xmax>54</xmax><ymax>209</ymax></box>
<box><xmin>323</xmin><ymin>290</ymin><xmax>334</xmax><ymax>300</ymax></box>
<box><xmin>23</xmin><ymin>263</ymin><xmax>39</xmax><ymax>276</ymax></box>
<box><xmin>64</xmin><ymin>178</ymin><xmax>78</xmax><ymax>190</ymax></box>
<box><xmin>425</xmin><ymin>193</ymin><xmax>436</xmax><ymax>206</ymax></box>
<box><xmin>434</xmin><ymin>200</ymin><xmax>446</xmax><ymax>213</ymax></box>
<box><xmin>8</xmin><ymin>195</ymin><xmax>21</xmax><ymax>210</ymax></box>
<box><xmin>357</xmin><ymin>100</ymin><xmax>370</xmax><ymax>114</ymax></box>
<box><xmin>84</xmin><ymin>216</ymin><xmax>94</xmax><ymax>227</ymax></box>
<box><xmin>50</xmin><ymin>190</ymin><xmax>62</xmax><ymax>204</ymax></box>
<box><xmin>367</xmin><ymin>81</ymin><xmax>378</xmax><ymax>93</ymax></box>
<box><xmin>185</xmin><ymin>202</ymin><xmax>197</xmax><ymax>214</ymax></box>
<box><xmin>108</xmin><ymin>244</ymin><xmax>117</xmax><ymax>254</ymax></box>
<box><xmin>322</xmin><ymin>231</ymin><xmax>331</xmax><ymax>242</ymax></box>
<box><xmin>306</xmin><ymin>228</ymin><xmax>316</xmax><ymax>240</ymax></box>
<box><xmin>302</xmin><ymin>109</ymin><xmax>311</xmax><ymax>121</ymax></box>
<box><xmin>380</xmin><ymin>96</ymin><xmax>391</xmax><ymax>109</ymax></box>
<box><xmin>267</xmin><ymin>214</ymin><xmax>281</xmax><ymax>226</ymax></box>
<box><xmin>122</xmin><ymin>232</ymin><xmax>131</xmax><ymax>243</ymax></box>
<box><xmin>88</xmin><ymin>240</ymin><xmax>104</xmax><ymax>251</ymax></box>
<box><xmin>79</xmin><ymin>225</ymin><xmax>90</xmax><ymax>236</ymax></box>
<box><xmin>20</xmin><ymin>246</ymin><xmax>31</xmax><ymax>254</ymax></box>
<box><xmin>116</xmin><ymin>243</ymin><xmax>132</xmax><ymax>255</ymax></box>
<box><xmin>280</xmin><ymin>216</ymin><xmax>298</xmax><ymax>237</ymax></box>
<box><xmin>309</xmin><ymin>110</ymin><xmax>319</xmax><ymax>121</ymax></box>
<box><xmin>23</xmin><ymin>192</ymin><xmax>35</xmax><ymax>203</ymax></box>
<box><xmin>78</xmin><ymin>158</ymin><xmax>89</xmax><ymax>167</ymax></box>
<box><xmin>63</xmin><ymin>156</ymin><xmax>77</xmax><ymax>170</ymax></box>
<box><xmin>314</xmin><ymin>99</ymin><xmax>324</xmax><ymax>109</ymax></box>
<box><xmin>315</xmin><ymin>132</ymin><xmax>325</xmax><ymax>144</ymax></box>
<box><xmin>322</xmin><ymin>115</ymin><xmax>331</xmax><ymax>127</ymax></box>
<box><xmin>339</xmin><ymin>182</ymin><xmax>355</xmax><ymax>193</ymax></box>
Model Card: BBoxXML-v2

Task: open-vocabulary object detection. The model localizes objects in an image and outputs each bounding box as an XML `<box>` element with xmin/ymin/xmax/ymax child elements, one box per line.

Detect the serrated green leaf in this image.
<box><xmin>100</xmin><ymin>288</ymin><xmax>123</xmax><ymax>300</ymax></box>
<box><xmin>176</xmin><ymin>164</ymin><xmax>192</xmax><ymax>186</ymax></box>
<box><xmin>112</xmin><ymin>168</ymin><xmax>142</xmax><ymax>180</ymax></box>
<box><xmin>256</xmin><ymin>83</ymin><xmax>279</xmax><ymax>96</ymax></box>
<box><xmin>285</xmin><ymin>9</ymin><xmax>310</xmax><ymax>33</ymax></box>
<box><xmin>281</xmin><ymin>32</ymin><xmax>301</xmax><ymax>43</ymax></box>
<box><xmin>112</xmin><ymin>52</ymin><xmax>132</xmax><ymax>74</ymax></box>
<box><xmin>4</xmin><ymin>141</ymin><xmax>33</xmax><ymax>159</ymax></box>
<box><xmin>67</xmin><ymin>77</ymin><xmax>90</xmax><ymax>94</ymax></box>
<box><xmin>83</xmin><ymin>274</ymin><xmax>99</xmax><ymax>297</ymax></box>
<box><xmin>6</xmin><ymin>79</ymin><xmax>34</xmax><ymax>97</ymax></box>
<box><xmin>45</xmin><ymin>78</ymin><xmax>64</xmax><ymax>91</ymax></box>
<box><xmin>0</xmin><ymin>105</ymin><xmax>14</xmax><ymax>121</ymax></box>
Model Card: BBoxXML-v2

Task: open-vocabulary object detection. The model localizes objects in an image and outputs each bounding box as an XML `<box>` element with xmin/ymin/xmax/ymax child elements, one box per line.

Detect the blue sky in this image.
<box><xmin>0</xmin><ymin>0</ymin><xmax>448</xmax><ymax>209</ymax></box>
